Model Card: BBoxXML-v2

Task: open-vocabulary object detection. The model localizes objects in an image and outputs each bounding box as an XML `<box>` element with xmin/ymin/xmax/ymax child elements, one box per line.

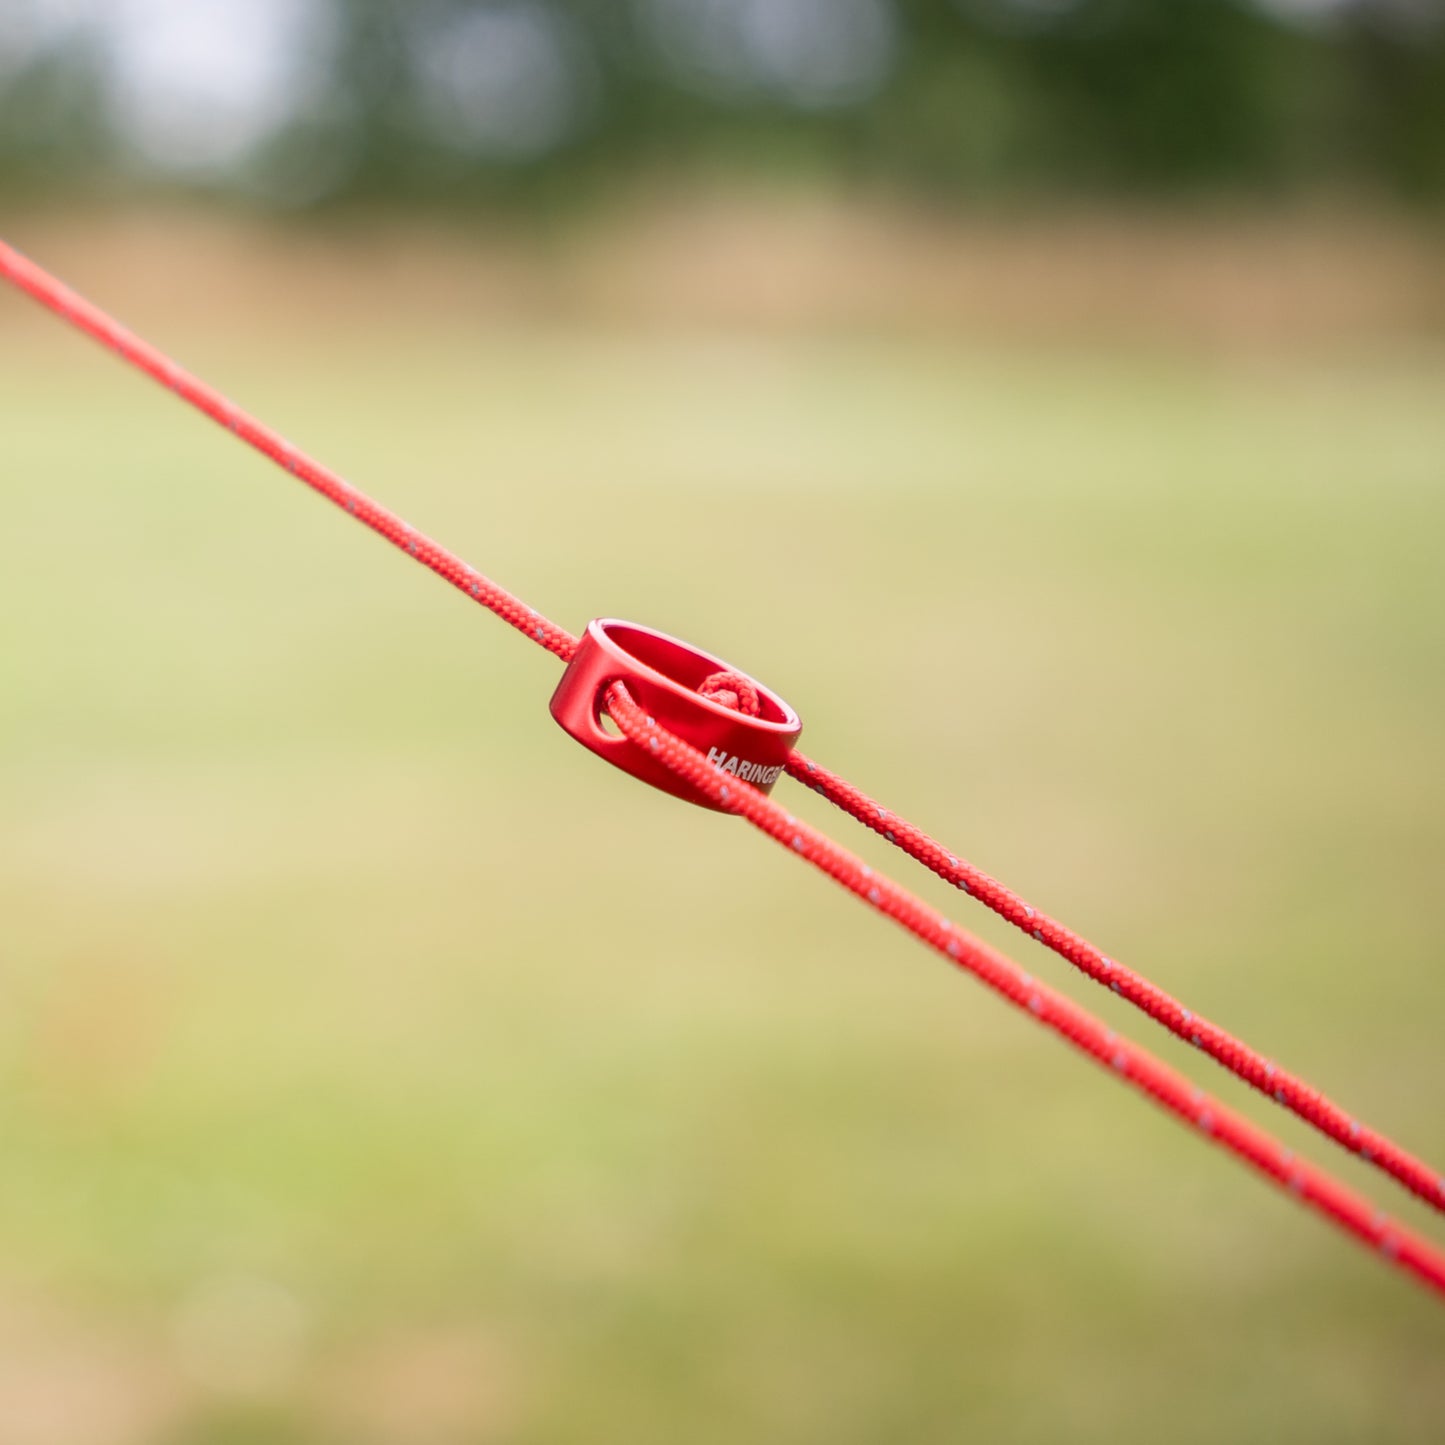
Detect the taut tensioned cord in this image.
<box><xmin>4</xmin><ymin>235</ymin><xmax>1442</xmax><ymax>1302</ymax></box>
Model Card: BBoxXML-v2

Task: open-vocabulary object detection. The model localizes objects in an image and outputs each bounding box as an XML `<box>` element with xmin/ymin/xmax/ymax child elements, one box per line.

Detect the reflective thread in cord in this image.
<box><xmin>604</xmin><ymin>681</ymin><xmax>1445</xmax><ymax>1301</ymax></box>
<box><xmin>783</xmin><ymin>750</ymin><xmax>1445</xmax><ymax>1219</ymax></box>
<box><xmin>3</xmin><ymin>235</ymin><xmax>1443</xmax><ymax>1303</ymax></box>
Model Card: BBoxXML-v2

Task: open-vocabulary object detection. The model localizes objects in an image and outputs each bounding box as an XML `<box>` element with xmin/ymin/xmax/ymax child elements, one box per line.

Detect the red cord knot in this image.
<box><xmin>698</xmin><ymin>670</ymin><xmax>761</xmax><ymax>717</ymax></box>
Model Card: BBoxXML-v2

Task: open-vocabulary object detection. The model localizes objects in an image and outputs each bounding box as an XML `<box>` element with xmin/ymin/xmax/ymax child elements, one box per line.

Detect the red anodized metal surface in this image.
<box><xmin>550</xmin><ymin>619</ymin><xmax>801</xmax><ymax>811</ymax></box>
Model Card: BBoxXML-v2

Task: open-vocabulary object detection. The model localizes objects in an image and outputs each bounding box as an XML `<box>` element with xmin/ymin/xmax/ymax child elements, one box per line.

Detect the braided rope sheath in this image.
<box><xmin>0</xmin><ymin>239</ymin><xmax>579</xmax><ymax>664</ymax></box>
<box><xmin>606</xmin><ymin>685</ymin><xmax>1445</xmax><ymax>1301</ymax></box>
<box><xmin>785</xmin><ymin>751</ymin><xmax>1445</xmax><ymax>1218</ymax></box>
<box><xmin>6</xmin><ymin>233</ymin><xmax>1444</xmax><ymax>1302</ymax></box>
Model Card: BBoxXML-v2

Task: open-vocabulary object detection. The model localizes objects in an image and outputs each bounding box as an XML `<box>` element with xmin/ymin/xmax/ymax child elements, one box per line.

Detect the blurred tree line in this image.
<box><xmin>0</xmin><ymin>0</ymin><xmax>1441</xmax><ymax>211</ymax></box>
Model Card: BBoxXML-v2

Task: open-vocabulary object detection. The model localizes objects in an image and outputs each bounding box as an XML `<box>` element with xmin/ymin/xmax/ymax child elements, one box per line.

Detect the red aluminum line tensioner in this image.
<box><xmin>550</xmin><ymin>619</ymin><xmax>802</xmax><ymax>812</ymax></box>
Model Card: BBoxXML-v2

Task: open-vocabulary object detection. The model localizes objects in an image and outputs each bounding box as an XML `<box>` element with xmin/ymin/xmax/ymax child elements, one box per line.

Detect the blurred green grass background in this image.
<box><xmin>2</xmin><ymin>216</ymin><xmax>1444</xmax><ymax>1443</ymax></box>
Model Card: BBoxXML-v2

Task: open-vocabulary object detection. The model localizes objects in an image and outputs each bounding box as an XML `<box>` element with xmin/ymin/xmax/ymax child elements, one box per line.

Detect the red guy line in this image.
<box><xmin>787</xmin><ymin>751</ymin><xmax>1445</xmax><ymax>1219</ymax></box>
<box><xmin>607</xmin><ymin>683</ymin><xmax>1445</xmax><ymax>1302</ymax></box>
<box><xmin>0</xmin><ymin>238</ymin><xmax>578</xmax><ymax>663</ymax></box>
<box><xmin>5</xmin><ymin>234</ymin><xmax>1442</xmax><ymax>1304</ymax></box>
